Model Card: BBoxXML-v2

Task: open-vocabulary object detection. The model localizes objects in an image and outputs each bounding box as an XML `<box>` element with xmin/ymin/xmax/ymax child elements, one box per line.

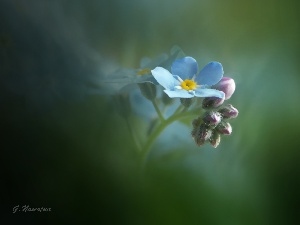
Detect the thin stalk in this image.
<box><xmin>151</xmin><ymin>99</ymin><xmax>165</xmax><ymax>121</ymax></box>
<box><xmin>173</xmin><ymin>104</ymin><xmax>184</xmax><ymax>116</ymax></box>
<box><xmin>140</xmin><ymin>107</ymin><xmax>200</xmax><ymax>171</ymax></box>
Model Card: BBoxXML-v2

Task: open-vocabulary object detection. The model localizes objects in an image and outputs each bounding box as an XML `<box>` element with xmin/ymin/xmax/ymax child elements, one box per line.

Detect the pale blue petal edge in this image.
<box><xmin>151</xmin><ymin>67</ymin><xmax>179</xmax><ymax>90</ymax></box>
<box><xmin>171</xmin><ymin>56</ymin><xmax>198</xmax><ymax>80</ymax></box>
<box><xmin>195</xmin><ymin>61</ymin><xmax>223</xmax><ymax>86</ymax></box>
<box><xmin>194</xmin><ymin>88</ymin><xmax>225</xmax><ymax>98</ymax></box>
<box><xmin>164</xmin><ymin>89</ymin><xmax>194</xmax><ymax>98</ymax></box>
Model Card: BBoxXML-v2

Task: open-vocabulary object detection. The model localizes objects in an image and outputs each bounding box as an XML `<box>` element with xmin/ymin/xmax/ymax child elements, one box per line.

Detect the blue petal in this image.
<box><xmin>195</xmin><ymin>61</ymin><xmax>223</xmax><ymax>86</ymax></box>
<box><xmin>171</xmin><ymin>57</ymin><xmax>198</xmax><ymax>80</ymax></box>
<box><xmin>164</xmin><ymin>89</ymin><xmax>194</xmax><ymax>98</ymax></box>
<box><xmin>151</xmin><ymin>67</ymin><xmax>179</xmax><ymax>90</ymax></box>
<box><xmin>194</xmin><ymin>88</ymin><xmax>225</xmax><ymax>98</ymax></box>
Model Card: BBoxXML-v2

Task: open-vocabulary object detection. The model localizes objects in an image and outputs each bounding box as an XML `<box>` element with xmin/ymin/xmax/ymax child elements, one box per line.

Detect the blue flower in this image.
<box><xmin>151</xmin><ymin>57</ymin><xmax>225</xmax><ymax>99</ymax></box>
<box><xmin>98</xmin><ymin>46</ymin><xmax>185</xmax><ymax>95</ymax></box>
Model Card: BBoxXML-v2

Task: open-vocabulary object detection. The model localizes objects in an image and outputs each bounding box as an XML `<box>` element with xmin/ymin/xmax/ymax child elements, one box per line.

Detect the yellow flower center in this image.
<box><xmin>180</xmin><ymin>79</ymin><xmax>197</xmax><ymax>91</ymax></box>
<box><xmin>137</xmin><ymin>68</ymin><xmax>151</xmax><ymax>75</ymax></box>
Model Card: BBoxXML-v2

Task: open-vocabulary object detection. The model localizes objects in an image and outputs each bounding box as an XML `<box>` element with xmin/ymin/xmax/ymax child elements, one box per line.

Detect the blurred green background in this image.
<box><xmin>2</xmin><ymin>0</ymin><xmax>300</xmax><ymax>224</ymax></box>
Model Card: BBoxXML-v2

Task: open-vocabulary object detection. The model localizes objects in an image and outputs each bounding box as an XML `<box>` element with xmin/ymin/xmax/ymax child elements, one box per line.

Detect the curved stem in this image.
<box><xmin>140</xmin><ymin>107</ymin><xmax>200</xmax><ymax>171</ymax></box>
<box><xmin>173</xmin><ymin>104</ymin><xmax>184</xmax><ymax>116</ymax></box>
<box><xmin>151</xmin><ymin>99</ymin><xmax>165</xmax><ymax>121</ymax></box>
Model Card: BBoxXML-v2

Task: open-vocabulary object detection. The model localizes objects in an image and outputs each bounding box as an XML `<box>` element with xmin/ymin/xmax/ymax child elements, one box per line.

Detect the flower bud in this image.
<box><xmin>138</xmin><ymin>82</ymin><xmax>157</xmax><ymax>101</ymax></box>
<box><xmin>216</xmin><ymin>121</ymin><xmax>232</xmax><ymax>135</ymax></box>
<box><xmin>162</xmin><ymin>92</ymin><xmax>174</xmax><ymax>105</ymax></box>
<box><xmin>203</xmin><ymin>111</ymin><xmax>222</xmax><ymax>126</ymax></box>
<box><xmin>202</xmin><ymin>96</ymin><xmax>225</xmax><ymax>109</ymax></box>
<box><xmin>209</xmin><ymin>131</ymin><xmax>221</xmax><ymax>148</ymax></box>
<box><xmin>192</xmin><ymin>117</ymin><xmax>202</xmax><ymax>128</ymax></box>
<box><xmin>191</xmin><ymin>127</ymin><xmax>197</xmax><ymax>137</ymax></box>
<box><xmin>218</xmin><ymin>104</ymin><xmax>239</xmax><ymax>119</ymax></box>
<box><xmin>192</xmin><ymin>123</ymin><xmax>212</xmax><ymax>146</ymax></box>
<box><xmin>180</xmin><ymin>98</ymin><xmax>193</xmax><ymax>108</ymax></box>
<box><xmin>213</xmin><ymin>77</ymin><xmax>235</xmax><ymax>100</ymax></box>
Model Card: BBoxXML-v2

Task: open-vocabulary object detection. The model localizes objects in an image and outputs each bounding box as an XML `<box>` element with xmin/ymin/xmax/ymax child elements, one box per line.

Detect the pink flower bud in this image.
<box><xmin>202</xmin><ymin>96</ymin><xmax>225</xmax><ymax>109</ymax></box>
<box><xmin>209</xmin><ymin>131</ymin><xmax>221</xmax><ymax>148</ymax></box>
<box><xmin>213</xmin><ymin>77</ymin><xmax>235</xmax><ymax>100</ymax></box>
<box><xmin>203</xmin><ymin>111</ymin><xmax>222</xmax><ymax>126</ymax></box>
<box><xmin>218</xmin><ymin>104</ymin><xmax>239</xmax><ymax>119</ymax></box>
<box><xmin>216</xmin><ymin>121</ymin><xmax>232</xmax><ymax>135</ymax></box>
<box><xmin>192</xmin><ymin>124</ymin><xmax>212</xmax><ymax>146</ymax></box>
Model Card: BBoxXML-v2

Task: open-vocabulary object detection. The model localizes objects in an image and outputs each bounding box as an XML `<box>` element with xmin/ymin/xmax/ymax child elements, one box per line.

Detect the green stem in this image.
<box><xmin>173</xmin><ymin>104</ymin><xmax>184</xmax><ymax>116</ymax></box>
<box><xmin>151</xmin><ymin>99</ymin><xmax>165</xmax><ymax>121</ymax></box>
<box><xmin>181</xmin><ymin>106</ymin><xmax>189</xmax><ymax>113</ymax></box>
<box><xmin>140</xmin><ymin>107</ymin><xmax>200</xmax><ymax>170</ymax></box>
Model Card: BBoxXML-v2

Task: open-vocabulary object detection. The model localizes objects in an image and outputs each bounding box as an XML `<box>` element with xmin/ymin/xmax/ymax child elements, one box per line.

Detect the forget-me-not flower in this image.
<box><xmin>151</xmin><ymin>57</ymin><xmax>225</xmax><ymax>99</ymax></box>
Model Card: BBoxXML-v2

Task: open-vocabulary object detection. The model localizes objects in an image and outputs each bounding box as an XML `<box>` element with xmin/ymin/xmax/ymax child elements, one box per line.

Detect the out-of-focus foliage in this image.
<box><xmin>2</xmin><ymin>0</ymin><xmax>300</xmax><ymax>224</ymax></box>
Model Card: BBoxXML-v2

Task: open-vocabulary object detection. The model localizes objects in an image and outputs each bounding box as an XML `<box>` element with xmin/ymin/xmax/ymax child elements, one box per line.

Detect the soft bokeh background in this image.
<box><xmin>2</xmin><ymin>0</ymin><xmax>300</xmax><ymax>224</ymax></box>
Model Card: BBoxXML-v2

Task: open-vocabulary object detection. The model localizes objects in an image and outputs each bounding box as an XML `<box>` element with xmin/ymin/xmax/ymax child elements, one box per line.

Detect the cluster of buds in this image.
<box><xmin>191</xmin><ymin>77</ymin><xmax>239</xmax><ymax>148</ymax></box>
